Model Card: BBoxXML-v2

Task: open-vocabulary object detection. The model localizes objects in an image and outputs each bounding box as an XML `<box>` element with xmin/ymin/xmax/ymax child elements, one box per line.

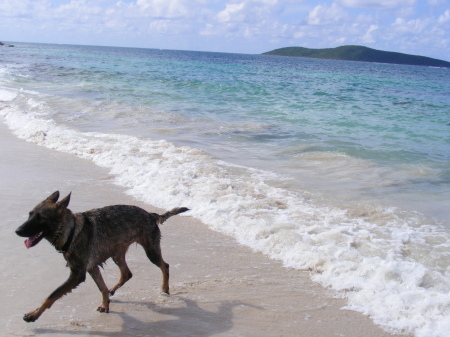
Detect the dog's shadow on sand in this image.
<box><xmin>34</xmin><ymin>296</ymin><xmax>258</xmax><ymax>337</ymax></box>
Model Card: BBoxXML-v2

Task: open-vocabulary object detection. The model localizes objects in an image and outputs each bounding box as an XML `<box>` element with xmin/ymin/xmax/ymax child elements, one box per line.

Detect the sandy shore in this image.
<box><xmin>0</xmin><ymin>122</ymin><xmax>406</xmax><ymax>337</ymax></box>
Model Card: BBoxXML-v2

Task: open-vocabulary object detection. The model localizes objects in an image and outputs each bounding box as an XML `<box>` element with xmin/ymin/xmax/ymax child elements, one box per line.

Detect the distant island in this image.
<box><xmin>262</xmin><ymin>45</ymin><xmax>450</xmax><ymax>68</ymax></box>
<box><xmin>0</xmin><ymin>42</ymin><xmax>14</xmax><ymax>47</ymax></box>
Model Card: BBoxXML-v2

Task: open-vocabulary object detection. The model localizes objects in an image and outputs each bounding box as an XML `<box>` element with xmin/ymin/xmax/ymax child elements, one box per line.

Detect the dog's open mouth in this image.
<box><xmin>24</xmin><ymin>232</ymin><xmax>44</xmax><ymax>249</ymax></box>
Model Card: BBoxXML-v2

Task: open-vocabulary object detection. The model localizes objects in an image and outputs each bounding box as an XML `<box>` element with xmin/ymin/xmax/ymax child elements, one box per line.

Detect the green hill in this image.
<box><xmin>262</xmin><ymin>45</ymin><xmax>450</xmax><ymax>68</ymax></box>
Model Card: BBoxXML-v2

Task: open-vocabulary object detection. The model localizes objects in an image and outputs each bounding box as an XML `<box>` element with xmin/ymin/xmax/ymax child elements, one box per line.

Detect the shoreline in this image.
<box><xmin>0</xmin><ymin>122</ymin><xmax>407</xmax><ymax>337</ymax></box>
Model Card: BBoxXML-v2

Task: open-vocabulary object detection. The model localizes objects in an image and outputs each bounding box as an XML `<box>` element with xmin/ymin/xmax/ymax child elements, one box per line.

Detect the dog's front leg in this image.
<box><xmin>88</xmin><ymin>266</ymin><xmax>110</xmax><ymax>313</ymax></box>
<box><xmin>23</xmin><ymin>270</ymin><xmax>86</xmax><ymax>322</ymax></box>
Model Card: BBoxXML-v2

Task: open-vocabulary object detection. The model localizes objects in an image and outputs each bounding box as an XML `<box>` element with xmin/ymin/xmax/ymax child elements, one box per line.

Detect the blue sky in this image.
<box><xmin>1</xmin><ymin>0</ymin><xmax>449</xmax><ymax>60</ymax></box>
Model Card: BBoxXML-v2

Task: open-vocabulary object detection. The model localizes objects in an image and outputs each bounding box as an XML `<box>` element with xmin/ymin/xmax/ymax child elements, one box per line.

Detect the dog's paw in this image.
<box><xmin>23</xmin><ymin>312</ymin><xmax>38</xmax><ymax>323</ymax></box>
<box><xmin>96</xmin><ymin>305</ymin><xmax>109</xmax><ymax>313</ymax></box>
<box><xmin>109</xmin><ymin>289</ymin><xmax>115</xmax><ymax>296</ymax></box>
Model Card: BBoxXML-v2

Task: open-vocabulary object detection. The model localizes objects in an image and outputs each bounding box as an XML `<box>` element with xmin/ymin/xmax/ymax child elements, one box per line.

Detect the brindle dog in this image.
<box><xmin>15</xmin><ymin>191</ymin><xmax>188</xmax><ymax>322</ymax></box>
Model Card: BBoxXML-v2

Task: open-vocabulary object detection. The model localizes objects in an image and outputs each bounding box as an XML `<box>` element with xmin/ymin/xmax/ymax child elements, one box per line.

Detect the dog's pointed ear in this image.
<box><xmin>46</xmin><ymin>191</ymin><xmax>60</xmax><ymax>203</ymax></box>
<box><xmin>57</xmin><ymin>192</ymin><xmax>71</xmax><ymax>209</ymax></box>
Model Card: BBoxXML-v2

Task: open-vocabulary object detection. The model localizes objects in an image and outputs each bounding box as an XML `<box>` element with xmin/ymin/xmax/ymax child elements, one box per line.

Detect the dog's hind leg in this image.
<box><xmin>88</xmin><ymin>266</ymin><xmax>110</xmax><ymax>313</ymax></box>
<box><xmin>109</xmin><ymin>250</ymin><xmax>133</xmax><ymax>296</ymax></box>
<box><xmin>23</xmin><ymin>269</ymin><xmax>86</xmax><ymax>322</ymax></box>
<box><xmin>142</xmin><ymin>243</ymin><xmax>170</xmax><ymax>295</ymax></box>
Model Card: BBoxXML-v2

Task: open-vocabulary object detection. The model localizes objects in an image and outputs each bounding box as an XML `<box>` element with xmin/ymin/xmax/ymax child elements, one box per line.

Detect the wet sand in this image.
<box><xmin>0</xmin><ymin>122</ymin><xmax>406</xmax><ymax>337</ymax></box>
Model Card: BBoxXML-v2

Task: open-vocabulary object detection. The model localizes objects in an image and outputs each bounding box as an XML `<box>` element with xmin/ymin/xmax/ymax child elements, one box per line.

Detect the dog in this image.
<box><xmin>15</xmin><ymin>191</ymin><xmax>188</xmax><ymax>322</ymax></box>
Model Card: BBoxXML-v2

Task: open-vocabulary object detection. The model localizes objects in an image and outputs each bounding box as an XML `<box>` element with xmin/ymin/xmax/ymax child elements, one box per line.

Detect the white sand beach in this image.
<box><xmin>0</xmin><ymin>122</ymin><xmax>408</xmax><ymax>337</ymax></box>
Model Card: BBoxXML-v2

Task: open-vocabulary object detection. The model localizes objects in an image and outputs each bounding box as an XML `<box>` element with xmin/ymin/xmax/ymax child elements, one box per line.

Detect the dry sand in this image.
<box><xmin>0</xmin><ymin>122</ymin><xmax>407</xmax><ymax>337</ymax></box>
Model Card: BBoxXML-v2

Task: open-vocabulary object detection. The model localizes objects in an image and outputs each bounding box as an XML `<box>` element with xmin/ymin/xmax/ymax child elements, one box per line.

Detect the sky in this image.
<box><xmin>1</xmin><ymin>0</ymin><xmax>449</xmax><ymax>61</ymax></box>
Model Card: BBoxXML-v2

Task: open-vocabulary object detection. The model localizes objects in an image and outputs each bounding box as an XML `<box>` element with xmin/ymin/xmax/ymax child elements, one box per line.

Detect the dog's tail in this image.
<box><xmin>157</xmin><ymin>207</ymin><xmax>189</xmax><ymax>225</ymax></box>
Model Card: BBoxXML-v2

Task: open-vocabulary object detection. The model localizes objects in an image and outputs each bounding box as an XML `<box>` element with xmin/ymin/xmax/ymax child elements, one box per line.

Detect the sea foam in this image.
<box><xmin>1</xmin><ymin>89</ymin><xmax>449</xmax><ymax>337</ymax></box>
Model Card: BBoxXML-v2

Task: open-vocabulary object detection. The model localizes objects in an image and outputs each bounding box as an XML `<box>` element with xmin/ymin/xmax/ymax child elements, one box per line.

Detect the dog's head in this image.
<box><xmin>15</xmin><ymin>191</ymin><xmax>71</xmax><ymax>249</ymax></box>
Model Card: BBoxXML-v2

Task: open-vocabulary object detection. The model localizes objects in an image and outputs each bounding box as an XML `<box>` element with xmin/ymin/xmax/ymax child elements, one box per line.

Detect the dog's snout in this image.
<box><xmin>16</xmin><ymin>227</ymin><xmax>25</xmax><ymax>237</ymax></box>
<box><xmin>16</xmin><ymin>223</ymin><xmax>30</xmax><ymax>237</ymax></box>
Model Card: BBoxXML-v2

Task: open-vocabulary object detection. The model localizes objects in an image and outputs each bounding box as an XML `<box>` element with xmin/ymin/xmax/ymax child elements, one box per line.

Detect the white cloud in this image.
<box><xmin>391</xmin><ymin>17</ymin><xmax>429</xmax><ymax>34</ymax></box>
<box><xmin>203</xmin><ymin>0</ymin><xmax>284</xmax><ymax>39</ymax></box>
<box><xmin>438</xmin><ymin>10</ymin><xmax>450</xmax><ymax>23</ymax></box>
<box><xmin>0</xmin><ymin>0</ymin><xmax>30</xmax><ymax>16</ymax></box>
<box><xmin>216</xmin><ymin>0</ymin><xmax>282</xmax><ymax>24</ymax></box>
<box><xmin>217</xmin><ymin>2</ymin><xmax>246</xmax><ymax>23</ymax></box>
<box><xmin>428</xmin><ymin>0</ymin><xmax>446</xmax><ymax>5</ymax></box>
<box><xmin>0</xmin><ymin>0</ymin><xmax>51</xmax><ymax>18</ymax></box>
<box><xmin>148</xmin><ymin>19</ymin><xmax>192</xmax><ymax>35</ymax></box>
<box><xmin>307</xmin><ymin>3</ymin><xmax>348</xmax><ymax>25</ymax></box>
<box><xmin>135</xmin><ymin>0</ymin><xmax>190</xmax><ymax>18</ymax></box>
<box><xmin>338</xmin><ymin>0</ymin><xmax>416</xmax><ymax>9</ymax></box>
<box><xmin>362</xmin><ymin>24</ymin><xmax>377</xmax><ymax>43</ymax></box>
<box><xmin>54</xmin><ymin>0</ymin><xmax>103</xmax><ymax>19</ymax></box>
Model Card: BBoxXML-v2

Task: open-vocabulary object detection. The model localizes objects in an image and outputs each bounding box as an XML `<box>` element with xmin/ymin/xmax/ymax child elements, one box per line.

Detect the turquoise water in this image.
<box><xmin>1</xmin><ymin>43</ymin><xmax>449</xmax><ymax>336</ymax></box>
<box><xmin>4</xmin><ymin>43</ymin><xmax>450</xmax><ymax>218</ymax></box>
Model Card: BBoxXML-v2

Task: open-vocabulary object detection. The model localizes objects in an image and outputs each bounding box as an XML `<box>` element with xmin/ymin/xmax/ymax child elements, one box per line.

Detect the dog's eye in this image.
<box><xmin>29</xmin><ymin>212</ymin><xmax>41</xmax><ymax>220</ymax></box>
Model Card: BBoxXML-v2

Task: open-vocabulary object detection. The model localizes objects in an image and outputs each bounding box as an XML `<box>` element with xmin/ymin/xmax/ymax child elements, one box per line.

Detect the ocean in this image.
<box><xmin>0</xmin><ymin>42</ymin><xmax>449</xmax><ymax>337</ymax></box>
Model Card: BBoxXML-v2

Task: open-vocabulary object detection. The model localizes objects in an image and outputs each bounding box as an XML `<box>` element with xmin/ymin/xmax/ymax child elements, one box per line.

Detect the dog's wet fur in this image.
<box><xmin>15</xmin><ymin>191</ymin><xmax>188</xmax><ymax>322</ymax></box>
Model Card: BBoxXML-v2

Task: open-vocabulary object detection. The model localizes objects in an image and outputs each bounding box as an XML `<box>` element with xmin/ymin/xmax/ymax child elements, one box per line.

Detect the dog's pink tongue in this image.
<box><xmin>24</xmin><ymin>238</ymin><xmax>33</xmax><ymax>249</ymax></box>
<box><xmin>24</xmin><ymin>239</ymin><xmax>32</xmax><ymax>249</ymax></box>
<box><xmin>24</xmin><ymin>235</ymin><xmax>39</xmax><ymax>249</ymax></box>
